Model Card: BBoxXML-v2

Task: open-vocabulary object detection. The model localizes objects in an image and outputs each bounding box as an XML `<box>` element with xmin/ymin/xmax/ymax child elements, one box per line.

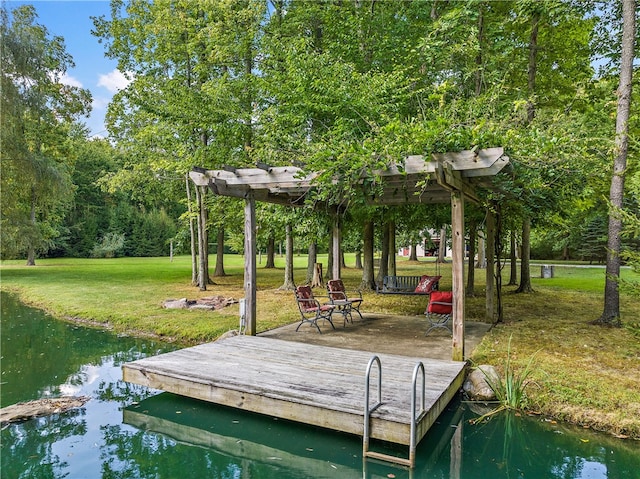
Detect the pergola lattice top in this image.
<box><xmin>189</xmin><ymin>147</ymin><xmax>509</xmax><ymax>206</ymax></box>
<box><xmin>189</xmin><ymin>146</ymin><xmax>509</xmax><ymax>361</ymax></box>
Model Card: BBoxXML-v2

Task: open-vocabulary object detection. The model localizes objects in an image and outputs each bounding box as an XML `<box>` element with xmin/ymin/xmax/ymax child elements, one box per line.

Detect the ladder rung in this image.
<box><xmin>364</xmin><ymin>451</ymin><xmax>412</xmax><ymax>468</ymax></box>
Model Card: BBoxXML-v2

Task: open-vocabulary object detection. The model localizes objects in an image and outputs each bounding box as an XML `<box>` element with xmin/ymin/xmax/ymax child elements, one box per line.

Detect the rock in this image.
<box><xmin>163</xmin><ymin>298</ymin><xmax>191</xmax><ymax>309</ymax></box>
<box><xmin>217</xmin><ymin>330</ymin><xmax>239</xmax><ymax>341</ymax></box>
<box><xmin>463</xmin><ymin>365</ymin><xmax>500</xmax><ymax>401</ymax></box>
<box><xmin>1</xmin><ymin>396</ymin><xmax>91</xmax><ymax>425</ymax></box>
<box><xmin>189</xmin><ymin>304</ymin><xmax>217</xmax><ymax>310</ymax></box>
<box><xmin>162</xmin><ymin>297</ymin><xmax>237</xmax><ymax>310</ymax></box>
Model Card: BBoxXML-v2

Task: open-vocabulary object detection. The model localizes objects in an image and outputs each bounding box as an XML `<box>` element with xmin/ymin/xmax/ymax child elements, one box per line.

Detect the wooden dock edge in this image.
<box><xmin>123</xmin><ymin>360</ymin><xmax>467</xmax><ymax>446</ymax></box>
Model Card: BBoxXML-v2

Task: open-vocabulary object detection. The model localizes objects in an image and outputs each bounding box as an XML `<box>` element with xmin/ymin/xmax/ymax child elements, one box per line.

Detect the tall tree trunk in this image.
<box><xmin>265</xmin><ymin>235</ymin><xmax>275</xmax><ymax>268</ymax></box>
<box><xmin>355</xmin><ymin>0</ymin><xmax>375</xmax><ymax>69</ymax></box>
<box><xmin>515</xmin><ymin>8</ymin><xmax>539</xmax><ymax>294</ymax></box>
<box><xmin>376</xmin><ymin>220</ymin><xmax>389</xmax><ymax>284</ymax></box>
<box><xmin>26</xmin><ymin>187</ymin><xmax>36</xmax><ymax>266</ymax></box>
<box><xmin>243</xmin><ymin>37</ymin><xmax>254</xmax><ymax>150</ymax></box>
<box><xmin>355</xmin><ymin>250</ymin><xmax>363</xmax><ymax>269</ymax></box>
<box><xmin>327</xmin><ymin>230</ymin><xmax>334</xmax><ymax>280</ymax></box>
<box><xmin>494</xmin><ymin>204</ymin><xmax>504</xmax><ymax>323</ymax></box>
<box><xmin>306</xmin><ymin>241</ymin><xmax>317</xmax><ymax>284</ymax></box>
<box><xmin>195</xmin><ymin>185</ymin><xmax>208</xmax><ymax>291</ymax></box>
<box><xmin>595</xmin><ymin>0</ymin><xmax>635</xmax><ymax>326</ymax></box>
<box><xmin>332</xmin><ymin>214</ymin><xmax>341</xmax><ymax>280</ymax></box>
<box><xmin>476</xmin><ymin>231</ymin><xmax>486</xmax><ymax>268</ymax></box>
<box><xmin>466</xmin><ymin>220</ymin><xmax>477</xmax><ymax>297</ymax></box>
<box><xmin>409</xmin><ymin>243</ymin><xmax>418</xmax><ymax>261</ymax></box>
<box><xmin>486</xmin><ymin>210</ymin><xmax>496</xmax><ymax>322</ymax></box>
<box><xmin>474</xmin><ymin>3</ymin><xmax>484</xmax><ymax>96</ymax></box>
<box><xmin>437</xmin><ymin>226</ymin><xmax>447</xmax><ymax>263</ymax></box>
<box><xmin>214</xmin><ymin>227</ymin><xmax>226</xmax><ymax>277</ymax></box>
<box><xmin>279</xmin><ymin>223</ymin><xmax>295</xmax><ymax>290</ymax></box>
<box><xmin>516</xmin><ymin>216</ymin><xmax>533</xmax><ymax>293</ymax></box>
<box><xmin>508</xmin><ymin>229</ymin><xmax>518</xmax><ymax>286</ymax></box>
<box><xmin>186</xmin><ymin>175</ymin><xmax>197</xmax><ymax>285</ymax></box>
<box><xmin>387</xmin><ymin>220</ymin><xmax>396</xmax><ymax>276</ymax></box>
<box><xmin>360</xmin><ymin>220</ymin><xmax>376</xmax><ymax>290</ymax></box>
<box><xmin>527</xmin><ymin>11</ymin><xmax>540</xmax><ymax>123</ymax></box>
<box><xmin>430</xmin><ymin>0</ymin><xmax>439</xmax><ymax>20</ymax></box>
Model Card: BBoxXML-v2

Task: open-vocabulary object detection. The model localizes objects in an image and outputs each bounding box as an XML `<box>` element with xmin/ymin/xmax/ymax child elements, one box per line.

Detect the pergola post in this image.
<box><xmin>450</xmin><ymin>190</ymin><xmax>465</xmax><ymax>361</ymax></box>
<box><xmin>244</xmin><ymin>194</ymin><xmax>257</xmax><ymax>335</ymax></box>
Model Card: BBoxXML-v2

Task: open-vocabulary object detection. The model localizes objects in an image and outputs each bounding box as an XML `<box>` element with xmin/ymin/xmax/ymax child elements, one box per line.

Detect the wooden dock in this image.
<box><xmin>122</xmin><ymin>335</ymin><xmax>466</xmax><ymax>449</ymax></box>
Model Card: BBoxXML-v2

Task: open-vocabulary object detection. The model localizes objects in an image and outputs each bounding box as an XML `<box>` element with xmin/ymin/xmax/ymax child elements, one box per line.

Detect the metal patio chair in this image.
<box><xmin>327</xmin><ymin>279</ymin><xmax>364</xmax><ymax>322</ymax></box>
<box><xmin>294</xmin><ymin>285</ymin><xmax>336</xmax><ymax>333</ymax></box>
<box><xmin>425</xmin><ymin>291</ymin><xmax>453</xmax><ymax>336</ymax></box>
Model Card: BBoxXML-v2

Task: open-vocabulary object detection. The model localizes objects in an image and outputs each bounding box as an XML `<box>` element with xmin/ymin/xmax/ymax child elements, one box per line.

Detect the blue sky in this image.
<box><xmin>6</xmin><ymin>1</ymin><xmax>126</xmax><ymax>137</ymax></box>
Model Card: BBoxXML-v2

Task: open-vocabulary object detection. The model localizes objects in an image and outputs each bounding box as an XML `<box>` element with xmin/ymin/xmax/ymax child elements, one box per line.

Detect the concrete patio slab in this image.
<box><xmin>259</xmin><ymin>313</ymin><xmax>492</xmax><ymax>361</ymax></box>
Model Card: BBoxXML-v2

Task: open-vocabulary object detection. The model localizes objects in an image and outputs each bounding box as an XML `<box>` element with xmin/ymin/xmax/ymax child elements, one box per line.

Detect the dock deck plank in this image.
<box><xmin>122</xmin><ymin>335</ymin><xmax>466</xmax><ymax>446</ymax></box>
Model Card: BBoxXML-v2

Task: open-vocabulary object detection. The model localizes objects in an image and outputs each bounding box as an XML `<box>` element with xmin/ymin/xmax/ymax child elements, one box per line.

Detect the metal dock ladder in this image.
<box><xmin>363</xmin><ymin>355</ymin><xmax>427</xmax><ymax>469</ymax></box>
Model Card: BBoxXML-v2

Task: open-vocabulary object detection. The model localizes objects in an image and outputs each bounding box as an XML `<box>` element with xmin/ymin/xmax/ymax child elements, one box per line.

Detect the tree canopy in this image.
<box><xmin>1</xmin><ymin>5</ymin><xmax>92</xmax><ymax>263</ymax></box>
<box><xmin>2</xmin><ymin>1</ymin><xmax>637</xmax><ymax>322</ymax></box>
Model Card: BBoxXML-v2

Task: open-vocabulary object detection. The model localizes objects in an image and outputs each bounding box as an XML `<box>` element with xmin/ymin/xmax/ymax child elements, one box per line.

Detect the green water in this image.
<box><xmin>1</xmin><ymin>291</ymin><xmax>638</xmax><ymax>478</ymax></box>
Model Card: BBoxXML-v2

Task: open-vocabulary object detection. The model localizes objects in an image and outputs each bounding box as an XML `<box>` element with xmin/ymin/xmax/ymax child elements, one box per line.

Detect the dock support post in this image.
<box><xmin>244</xmin><ymin>194</ymin><xmax>257</xmax><ymax>335</ymax></box>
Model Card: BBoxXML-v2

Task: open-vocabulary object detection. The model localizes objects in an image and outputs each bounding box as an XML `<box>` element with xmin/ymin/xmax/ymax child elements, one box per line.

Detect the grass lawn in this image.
<box><xmin>2</xmin><ymin>254</ymin><xmax>639</xmax><ymax>439</ymax></box>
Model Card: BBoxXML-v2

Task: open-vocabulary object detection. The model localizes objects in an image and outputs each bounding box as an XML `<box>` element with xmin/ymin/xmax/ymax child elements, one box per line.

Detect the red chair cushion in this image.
<box><xmin>327</xmin><ymin>280</ymin><xmax>346</xmax><ymax>293</ymax></box>
<box><xmin>296</xmin><ymin>286</ymin><xmax>313</xmax><ymax>300</ymax></box>
<box><xmin>428</xmin><ymin>291</ymin><xmax>453</xmax><ymax>314</ymax></box>
<box><xmin>414</xmin><ymin>275</ymin><xmax>441</xmax><ymax>294</ymax></box>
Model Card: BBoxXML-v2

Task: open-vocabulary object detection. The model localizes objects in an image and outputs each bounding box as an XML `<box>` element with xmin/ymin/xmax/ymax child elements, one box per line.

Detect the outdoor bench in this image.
<box><xmin>375</xmin><ymin>275</ymin><xmax>441</xmax><ymax>295</ymax></box>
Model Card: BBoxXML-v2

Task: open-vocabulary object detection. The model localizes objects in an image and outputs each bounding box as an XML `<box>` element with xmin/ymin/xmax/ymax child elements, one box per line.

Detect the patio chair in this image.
<box><xmin>425</xmin><ymin>291</ymin><xmax>453</xmax><ymax>336</ymax></box>
<box><xmin>294</xmin><ymin>285</ymin><xmax>336</xmax><ymax>333</ymax></box>
<box><xmin>327</xmin><ymin>279</ymin><xmax>364</xmax><ymax>321</ymax></box>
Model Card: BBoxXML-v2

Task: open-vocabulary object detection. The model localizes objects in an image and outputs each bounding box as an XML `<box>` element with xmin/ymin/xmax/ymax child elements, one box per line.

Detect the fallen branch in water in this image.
<box><xmin>1</xmin><ymin>396</ymin><xmax>91</xmax><ymax>425</ymax></box>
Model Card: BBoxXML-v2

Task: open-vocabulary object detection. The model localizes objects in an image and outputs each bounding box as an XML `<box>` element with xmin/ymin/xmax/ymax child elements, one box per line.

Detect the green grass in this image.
<box><xmin>2</xmin><ymin>255</ymin><xmax>639</xmax><ymax>439</ymax></box>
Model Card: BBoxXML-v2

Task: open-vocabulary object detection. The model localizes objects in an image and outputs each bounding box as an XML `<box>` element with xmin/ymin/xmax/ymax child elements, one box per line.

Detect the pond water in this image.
<box><xmin>1</xmin><ymin>291</ymin><xmax>638</xmax><ymax>479</ymax></box>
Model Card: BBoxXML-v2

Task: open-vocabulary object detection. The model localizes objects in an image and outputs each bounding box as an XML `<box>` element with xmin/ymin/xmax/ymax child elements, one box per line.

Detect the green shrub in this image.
<box><xmin>91</xmin><ymin>232</ymin><xmax>125</xmax><ymax>258</ymax></box>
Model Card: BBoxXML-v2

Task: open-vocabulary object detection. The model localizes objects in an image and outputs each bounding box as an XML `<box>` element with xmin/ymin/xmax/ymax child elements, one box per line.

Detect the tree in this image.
<box><xmin>55</xmin><ymin>138</ymin><xmax>120</xmax><ymax>257</ymax></box>
<box><xmin>595</xmin><ymin>0</ymin><xmax>636</xmax><ymax>326</ymax></box>
<box><xmin>93</xmin><ymin>0</ymin><xmax>264</xmax><ymax>286</ymax></box>
<box><xmin>360</xmin><ymin>219</ymin><xmax>376</xmax><ymax>291</ymax></box>
<box><xmin>279</xmin><ymin>223</ymin><xmax>295</xmax><ymax>290</ymax></box>
<box><xmin>1</xmin><ymin>5</ymin><xmax>91</xmax><ymax>264</ymax></box>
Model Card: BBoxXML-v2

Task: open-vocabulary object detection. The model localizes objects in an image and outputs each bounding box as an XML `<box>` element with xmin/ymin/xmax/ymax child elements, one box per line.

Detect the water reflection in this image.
<box><xmin>118</xmin><ymin>394</ymin><xmax>640</xmax><ymax>479</ymax></box>
<box><xmin>1</xmin><ymin>292</ymin><xmax>638</xmax><ymax>479</ymax></box>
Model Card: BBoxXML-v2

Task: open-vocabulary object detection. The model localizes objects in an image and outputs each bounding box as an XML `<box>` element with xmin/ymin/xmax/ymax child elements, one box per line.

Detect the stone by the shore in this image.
<box><xmin>463</xmin><ymin>365</ymin><xmax>500</xmax><ymax>401</ymax></box>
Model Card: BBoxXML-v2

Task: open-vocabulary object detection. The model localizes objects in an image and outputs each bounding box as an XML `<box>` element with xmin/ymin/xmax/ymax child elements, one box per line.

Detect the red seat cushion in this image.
<box><xmin>428</xmin><ymin>291</ymin><xmax>453</xmax><ymax>314</ymax></box>
<box><xmin>296</xmin><ymin>286</ymin><xmax>313</xmax><ymax>300</ymax></box>
<box><xmin>327</xmin><ymin>280</ymin><xmax>345</xmax><ymax>293</ymax></box>
<box><xmin>414</xmin><ymin>275</ymin><xmax>441</xmax><ymax>294</ymax></box>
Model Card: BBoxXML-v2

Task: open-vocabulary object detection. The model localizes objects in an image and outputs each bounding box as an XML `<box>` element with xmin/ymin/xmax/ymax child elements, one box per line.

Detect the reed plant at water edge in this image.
<box><xmin>479</xmin><ymin>335</ymin><xmax>541</xmax><ymax>413</ymax></box>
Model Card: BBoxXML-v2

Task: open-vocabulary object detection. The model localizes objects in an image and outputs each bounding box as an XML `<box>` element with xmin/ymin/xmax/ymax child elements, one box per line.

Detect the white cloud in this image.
<box><xmin>60</xmin><ymin>72</ymin><xmax>83</xmax><ymax>88</ymax></box>
<box><xmin>47</xmin><ymin>71</ymin><xmax>83</xmax><ymax>88</ymax></box>
<box><xmin>97</xmin><ymin>69</ymin><xmax>132</xmax><ymax>93</ymax></box>
<box><xmin>92</xmin><ymin>96</ymin><xmax>110</xmax><ymax>110</ymax></box>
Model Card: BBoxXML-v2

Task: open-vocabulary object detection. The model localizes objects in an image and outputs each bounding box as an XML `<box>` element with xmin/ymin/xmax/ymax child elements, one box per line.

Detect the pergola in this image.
<box><xmin>190</xmin><ymin>147</ymin><xmax>510</xmax><ymax>360</ymax></box>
